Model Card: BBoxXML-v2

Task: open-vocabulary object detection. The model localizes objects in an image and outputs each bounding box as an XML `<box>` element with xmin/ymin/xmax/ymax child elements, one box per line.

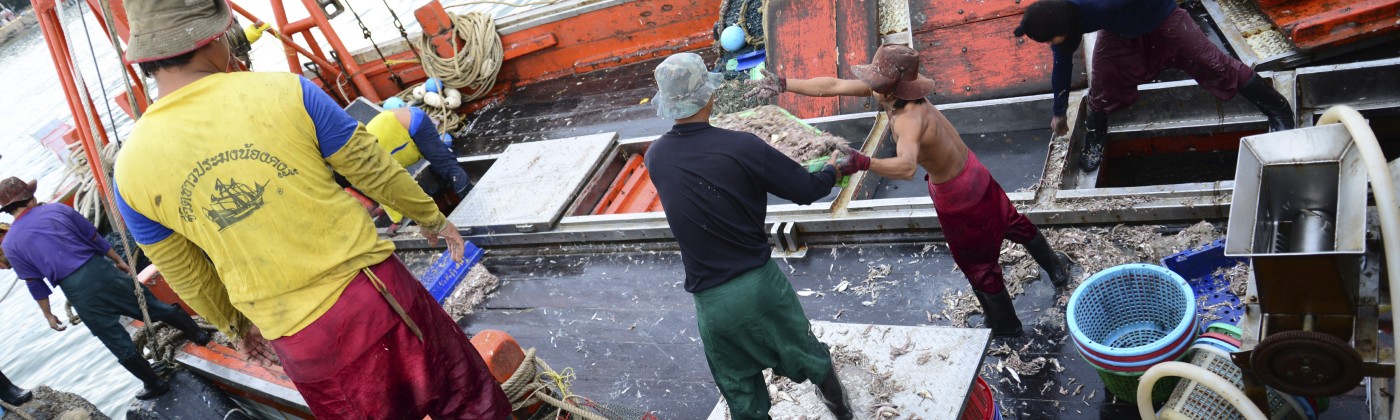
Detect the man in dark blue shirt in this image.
<box><xmin>645</xmin><ymin>52</ymin><xmax>860</xmax><ymax>420</ymax></box>
<box><xmin>1015</xmin><ymin>0</ymin><xmax>1295</xmax><ymax>172</ymax></box>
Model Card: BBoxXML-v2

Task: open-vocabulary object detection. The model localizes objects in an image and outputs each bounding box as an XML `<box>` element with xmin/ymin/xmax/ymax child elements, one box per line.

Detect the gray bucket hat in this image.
<box><xmin>653</xmin><ymin>53</ymin><xmax>723</xmax><ymax>119</ymax></box>
<box><xmin>125</xmin><ymin>0</ymin><xmax>235</xmax><ymax>63</ymax></box>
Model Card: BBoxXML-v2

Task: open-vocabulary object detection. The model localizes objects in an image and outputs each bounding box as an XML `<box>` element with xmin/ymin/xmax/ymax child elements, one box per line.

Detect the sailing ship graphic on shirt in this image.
<box><xmin>203</xmin><ymin>178</ymin><xmax>269</xmax><ymax>230</ymax></box>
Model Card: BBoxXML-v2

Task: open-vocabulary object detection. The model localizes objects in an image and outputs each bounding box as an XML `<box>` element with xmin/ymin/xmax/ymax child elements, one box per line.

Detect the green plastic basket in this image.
<box><xmin>1088</xmin><ymin>351</ymin><xmax>1191</xmax><ymax>404</ymax></box>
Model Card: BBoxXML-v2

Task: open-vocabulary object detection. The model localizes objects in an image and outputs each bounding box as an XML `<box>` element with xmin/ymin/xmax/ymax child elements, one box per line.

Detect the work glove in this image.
<box><xmin>833</xmin><ymin>148</ymin><xmax>871</xmax><ymax>176</ymax></box>
<box><xmin>744</xmin><ymin>69</ymin><xmax>786</xmax><ymax>102</ymax></box>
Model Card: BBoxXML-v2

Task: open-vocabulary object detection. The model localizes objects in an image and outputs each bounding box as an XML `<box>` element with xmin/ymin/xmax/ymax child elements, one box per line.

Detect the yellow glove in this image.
<box><xmin>244</xmin><ymin>22</ymin><xmax>273</xmax><ymax>44</ymax></box>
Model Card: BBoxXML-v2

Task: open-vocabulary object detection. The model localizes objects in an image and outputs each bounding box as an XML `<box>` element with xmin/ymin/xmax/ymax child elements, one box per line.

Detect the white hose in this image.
<box><xmin>1138</xmin><ymin>361</ymin><xmax>1268</xmax><ymax>420</ymax></box>
<box><xmin>1316</xmin><ymin>105</ymin><xmax>1400</xmax><ymax>420</ymax></box>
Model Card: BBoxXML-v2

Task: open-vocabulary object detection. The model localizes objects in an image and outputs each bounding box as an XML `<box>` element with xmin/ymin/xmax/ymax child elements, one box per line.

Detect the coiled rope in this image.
<box><xmin>397</xmin><ymin>11</ymin><xmax>503</xmax><ymax>134</ymax></box>
<box><xmin>501</xmin><ymin>348</ymin><xmax>608</xmax><ymax>420</ymax></box>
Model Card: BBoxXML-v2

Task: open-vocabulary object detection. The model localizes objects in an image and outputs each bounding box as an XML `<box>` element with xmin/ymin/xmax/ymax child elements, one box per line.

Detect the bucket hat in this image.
<box><xmin>851</xmin><ymin>44</ymin><xmax>935</xmax><ymax>101</ymax></box>
<box><xmin>0</xmin><ymin>177</ymin><xmax>36</xmax><ymax>210</ymax></box>
<box><xmin>125</xmin><ymin>0</ymin><xmax>235</xmax><ymax>63</ymax></box>
<box><xmin>653</xmin><ymin>53</ymin><xmax>723</xmax><ymax>119</ymax></box>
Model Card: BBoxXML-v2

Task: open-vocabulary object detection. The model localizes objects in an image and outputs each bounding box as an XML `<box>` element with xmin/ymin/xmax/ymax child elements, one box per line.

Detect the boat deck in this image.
<box><xmin>405</xmin><ymin>237</ymin><xmax>1373</xmax><ymax>419</ymax></box>
<box><xmin>455</xmin><ymin>53</ymin><xmax>716</xmax><ymax>157</ymax></box>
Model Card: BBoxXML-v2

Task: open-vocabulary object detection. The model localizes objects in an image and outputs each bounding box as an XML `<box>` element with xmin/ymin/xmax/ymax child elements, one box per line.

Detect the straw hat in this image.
<box><xmin>125</xmin><ymin>0</ymin><xmax>235</xmax><ymax>63</ymax></box>
<box><xmin>851</xmin><ymin>44</ymin><xmax>935</xmax><ymax>101</ymax></box>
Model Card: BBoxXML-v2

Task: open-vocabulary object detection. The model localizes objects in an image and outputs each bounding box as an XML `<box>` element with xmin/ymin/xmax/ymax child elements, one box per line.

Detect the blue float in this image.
<box><xmin>382</xmin><ymin>97</ymin><xmax>407</xmax><ymax>109</ymax></box>
<box><xmin>424</xmin><ymin>78</ymin><xmax>444</xmax><ymax>94</ymax></box>
<box><xmin>720</xmin><ymin>26</ymin><xmax>746</xmax><ymax>52</ymax></box>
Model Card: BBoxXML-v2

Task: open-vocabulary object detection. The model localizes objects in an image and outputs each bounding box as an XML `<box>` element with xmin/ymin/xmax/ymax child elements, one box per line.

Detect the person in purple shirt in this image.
<box><xmin>0</xmin><ymin>177</ymin><xmax>210</xmax><ymax>401</ymax></box>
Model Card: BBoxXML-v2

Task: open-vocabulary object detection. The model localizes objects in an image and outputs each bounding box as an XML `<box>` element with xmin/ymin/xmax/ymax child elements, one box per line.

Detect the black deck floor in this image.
<box><xmin>457</xmin><ymin>53</ymin><xmax>719</xmax><ymax>157</ymax></box>
<box><xmin>399</xmin><ymin>242</ymin><xmax>1370</xmax><ymax>419</ymax></box>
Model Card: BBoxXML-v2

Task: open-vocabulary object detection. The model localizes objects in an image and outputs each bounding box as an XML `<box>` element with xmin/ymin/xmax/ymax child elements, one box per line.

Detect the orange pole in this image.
<box><xmin>297</xmin><ymin>0</ymin><xmax>380</xmax><ymax>102</ymax></box>
<box><xmin>34</xmin><ymin>0</ymin><xmax>114</xmax><ymax>200</ymax></box>
<box><xmin>267</xmin><ymin>0</ymin><xmax>302</xmax><ymax>75</ymax></box>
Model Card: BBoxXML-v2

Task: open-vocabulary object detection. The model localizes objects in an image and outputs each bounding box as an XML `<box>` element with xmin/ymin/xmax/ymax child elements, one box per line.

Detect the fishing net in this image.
<box><xmin>711</xmin><ymin>105</ymin><xmax>849</xmax><ymax>163</ymax></box>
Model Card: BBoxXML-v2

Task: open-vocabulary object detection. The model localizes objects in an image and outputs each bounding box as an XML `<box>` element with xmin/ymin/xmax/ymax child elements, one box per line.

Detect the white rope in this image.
<box><xmin>391</xmin><ymin>11</ymin><xmax>503</xmax><ymax>134</ymax></box>
<box><xmin>413</xmin><ymin>11</ymin><xmax>501</xmax><ymax>100</ymax></box>
<box><xmin>0</xmin><ymin>279</ymin><xmax>18</xmax><ymax>303</ymax></box>
<box><xmin>53</xmin><ymin>0</ymin><xmax>153</xmax><ymax>345</ymax></box>
<box><xmin>96</xmin><ymin>0</ymin><xmax>143</xmax><ymax>119</ymax></box>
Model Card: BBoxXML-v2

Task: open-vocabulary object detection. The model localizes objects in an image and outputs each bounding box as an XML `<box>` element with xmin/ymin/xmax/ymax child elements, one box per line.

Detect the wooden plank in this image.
<box><xmin>498</xmin><ymin>0</ymin><xmax>715</xmax><ymax>85</ymax></box>
<box><xmin>765</xmin><ymin>0</ymin><xmax>841</xmax><ymax>118</ymax></box>
<box><xmin>913</xmin><ymin>15</ymin><xmax>1086</xmax><ymax>104</ymax></box>
<box><xmin>912</xmin><ymin>0</ymin><xmax>1028</xmax><ymax>32</ymax></box>
<box><xmin>835</xmin><ymin>0</ymin><xmax>882</xmax><ymax>114</ymax></box>
<box><xmin>1260</xmin><ymin>0</ymin><xmax>1400</xmax><ymax>50</ymax></box>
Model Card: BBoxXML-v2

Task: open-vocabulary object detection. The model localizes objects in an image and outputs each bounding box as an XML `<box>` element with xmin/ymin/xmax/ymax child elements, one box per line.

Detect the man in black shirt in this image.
<box><xmin>645</xmin><ymin>52</ymin><xmax>860</xmax><ymax>420</ymax></box>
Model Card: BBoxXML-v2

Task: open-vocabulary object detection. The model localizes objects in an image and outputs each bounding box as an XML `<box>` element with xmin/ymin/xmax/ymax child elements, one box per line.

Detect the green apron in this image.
<box><xmin>693</xmin><ymin>259</ymin><xmax>833</xmax><ymax>420</ymax></box>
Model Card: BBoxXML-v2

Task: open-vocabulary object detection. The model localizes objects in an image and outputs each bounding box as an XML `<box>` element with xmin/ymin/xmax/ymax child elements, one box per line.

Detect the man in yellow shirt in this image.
<box><xmin>113</xmin><ymin>0</ymin><xmax>509</xmax><ymax>417</ymax></box>
<box><xmin>362</xmin><ymin>106</ymin><xmax>473</xmax><ymax>229</ymax></box>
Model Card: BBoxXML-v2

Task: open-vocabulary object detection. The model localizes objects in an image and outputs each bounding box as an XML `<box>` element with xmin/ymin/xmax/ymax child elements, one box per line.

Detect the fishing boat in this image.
<box><xmin>31</xmin><ymin>0</ymin><xmax>1400</xmax><ymax>418</ymax></box>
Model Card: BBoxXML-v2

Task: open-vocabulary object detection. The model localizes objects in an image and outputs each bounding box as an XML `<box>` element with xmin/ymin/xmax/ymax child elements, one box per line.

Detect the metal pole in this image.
<box><xmin>266</xmin><ymin>0</ymin><xmax>302</xmax><ymax>74</ymax></box>
<box><xmin>297</xmin><ymin>0</ymin><xmax>380</xmax><ymax>101</ymax></box>
<box><xmin>34</xmin><ymin>0</ymin><xmax>113</xmax><ymax>198</ymax></box>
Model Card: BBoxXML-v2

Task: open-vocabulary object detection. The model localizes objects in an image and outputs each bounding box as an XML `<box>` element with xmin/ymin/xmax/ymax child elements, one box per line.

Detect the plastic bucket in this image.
<box><xmin>1069</xmin><ymin>264</ymin><xmax>1197</xmax><ymax>359</ymax></box>
<box><xmin>961</xmin><ymin>376</ymin><xmax>996</xmax><ymax>420</ymax></box>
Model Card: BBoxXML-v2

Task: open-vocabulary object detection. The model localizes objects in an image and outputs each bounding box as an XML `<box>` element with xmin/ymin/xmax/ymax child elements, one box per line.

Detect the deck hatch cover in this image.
<box><xmin>449</xmin><ymin>133</ymin><xmax>618</xmax><ymax>234</ymax></box>
<box><xmin>706</xmin><ymin>321</ymin><xmax>992</xmax><ymax>419</ymax></box>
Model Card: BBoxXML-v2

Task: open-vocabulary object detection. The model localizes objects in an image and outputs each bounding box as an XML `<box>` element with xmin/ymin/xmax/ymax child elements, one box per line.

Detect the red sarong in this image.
<box><xmin>1087</xmin><ymin>8</ymin><xmax>1254</xmax><ymax>114</ymax></box>
<box><xmin>269</xmin><ymin>256</ymin><xmax>511</xmax><ymax>419</ymax></box>
<box><xmin>928</xmin><ymin>150</ymin><xmax>1040</xmax><ymax>294</ymax></box>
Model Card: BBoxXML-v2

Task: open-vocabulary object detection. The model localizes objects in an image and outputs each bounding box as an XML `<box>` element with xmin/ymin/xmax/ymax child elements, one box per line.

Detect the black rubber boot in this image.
<box><xmin>158</xmin><ymin>308</ymin><xmax>211</xmax><ymax>347</ymax></box>
<box><xmin>1024</xmin><ymin>233</ymin><xmax>1072</xmax><ymax>288</ymax></box>
<box><xmin>816</xmin><ymin>361</ymin><xmax>854</xmax><ymax>420</ymax></box>
<box><xmin>1079</xmin><ymin>108</ymin><xmax>1109</xmax><ymax>172</ymax></box>
<box><xmin>118</xmin><ymin>356</ymin><xmax>170</xmax><ymax>400</ymax></box>
<box><xmin>975</xmin><ymin>290</ymin><xmax>1025</xmax><ymax>338</ymax></box>
<box><xmin>0</xmin><ymin>369</ymin><xmax>32</xmax><ymax>406</ymax></box>
<box><xmin>1238</xmin><ymin>74</ymin><xmax>1296</xmax><ymax>132</ymax></box>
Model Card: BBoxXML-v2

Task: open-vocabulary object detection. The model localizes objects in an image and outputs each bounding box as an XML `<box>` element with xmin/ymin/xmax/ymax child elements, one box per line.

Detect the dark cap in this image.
<box><xmin>0</xmin><ymin>177</ymin><xmax>36</xmax><ymax>210</ymax></box>
<box><xmin>1014</xmin><ymin>0</ymin><xmax>1078</xmax><ymax>43</ymax></box>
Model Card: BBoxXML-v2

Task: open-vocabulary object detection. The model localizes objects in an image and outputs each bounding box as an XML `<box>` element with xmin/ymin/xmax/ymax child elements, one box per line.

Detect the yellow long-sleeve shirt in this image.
<box><xmin>114</xmin><ymin>72</ymin><xmax>445</xmax><ymax>339</ymax></box>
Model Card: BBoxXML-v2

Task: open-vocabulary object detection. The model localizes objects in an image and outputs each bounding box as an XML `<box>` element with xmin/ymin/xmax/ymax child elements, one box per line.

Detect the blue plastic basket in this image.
<box><xmin>418</xmin><ymin>241</ymin><xmax>486</xmax><ymax>303</ymax></box>
<box><xmin>1161</xmin><ymin>238</ymin><xmax>1248</xmax><ymax>333</ymax></box>
<box><xmin>1068</xmin><ymin>264</ymin><xmax>1197</xmax><ymax>358</ymax></box>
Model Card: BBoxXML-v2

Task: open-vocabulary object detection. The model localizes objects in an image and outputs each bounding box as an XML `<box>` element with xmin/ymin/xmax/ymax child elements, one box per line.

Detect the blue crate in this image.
<box><xmin>1161</xmin><ymin>238</ymin><xmax>1248</xmax><ymax>333</ymax></box>
<box><xmin>419</xmin><ymin>241</ymin><xmax>486</xmax><ymax>304</ymax></box>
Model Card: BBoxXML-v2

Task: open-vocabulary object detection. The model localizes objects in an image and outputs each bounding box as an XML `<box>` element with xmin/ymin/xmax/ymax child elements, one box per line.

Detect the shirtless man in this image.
<box><xmin>748</xmin><ymin>44</ymin><xmax>1072</xmax><ymax>337</ymax></box>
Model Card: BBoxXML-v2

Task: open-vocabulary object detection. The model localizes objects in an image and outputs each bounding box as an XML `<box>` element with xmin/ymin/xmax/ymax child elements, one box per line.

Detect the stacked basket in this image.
<box><xmin>1159</xmin><ymin>324</ymin><xmax>1321</xmax><ymax>420</ymax></box>
<box><xmin>1068</xmin><ymin>264</ymin><xmax>1199</xmax><ymax>404</ymax></box>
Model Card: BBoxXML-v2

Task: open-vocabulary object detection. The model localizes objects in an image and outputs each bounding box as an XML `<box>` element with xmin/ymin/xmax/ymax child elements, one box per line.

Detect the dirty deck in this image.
<box><xmin>401</xmin><ymin>236</ymin><xmax>1371</xmax><ymax>419</ymax></box>
<box><xmin>456</xmin><ymin>53</ymin><xmax>717</xmax><ymax>157</ymax></box>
